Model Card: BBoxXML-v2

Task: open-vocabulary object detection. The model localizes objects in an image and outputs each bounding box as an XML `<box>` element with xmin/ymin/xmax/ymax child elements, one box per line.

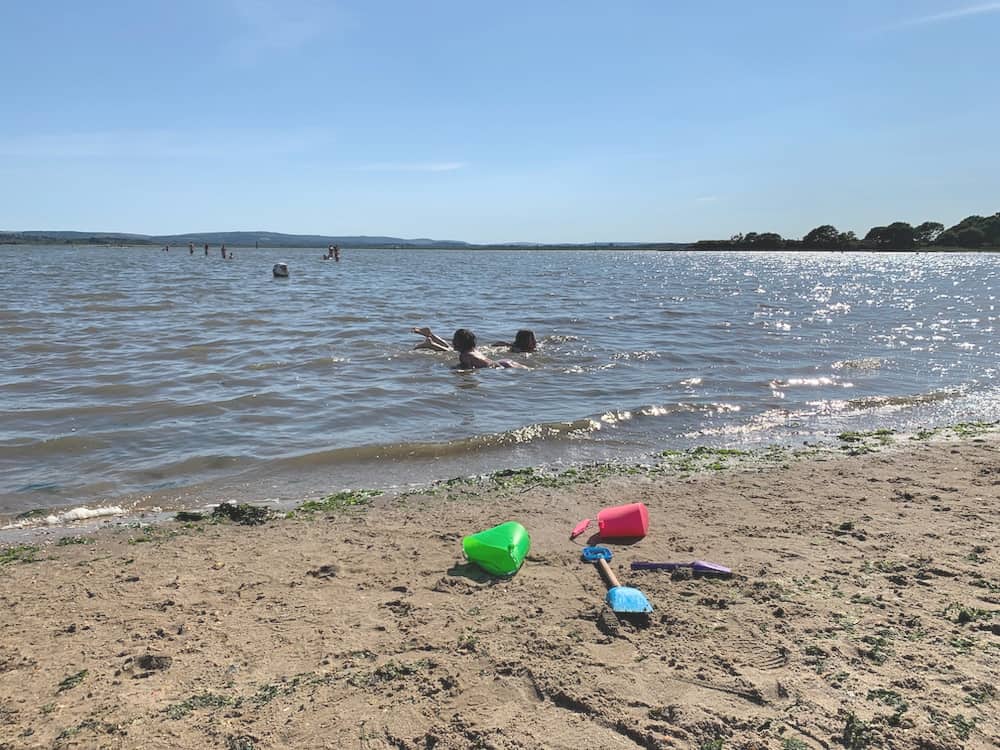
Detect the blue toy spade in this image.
<box><xmin>581</xmin><ymin>546</ymin><xmax>653</xmax><ymax>614</ymax></box>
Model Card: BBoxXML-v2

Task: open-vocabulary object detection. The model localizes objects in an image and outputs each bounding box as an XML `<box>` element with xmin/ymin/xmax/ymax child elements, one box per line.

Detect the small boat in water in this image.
<box><xmin>273</xmin><ymin>262</ymin><xmax>289</xmax><ymax>278</ymax></box>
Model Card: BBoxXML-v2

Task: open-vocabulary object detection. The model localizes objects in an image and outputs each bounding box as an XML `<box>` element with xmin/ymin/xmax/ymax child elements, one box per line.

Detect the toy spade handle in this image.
<box><xmin>595</xmin><ymin>557</ymin><xmax>621</xmax><ymax>589</ymax></box>
<box><xmin>630</xmin><ymin>562</ymin><xmax>681</xmax><ymax>571</ymax></box>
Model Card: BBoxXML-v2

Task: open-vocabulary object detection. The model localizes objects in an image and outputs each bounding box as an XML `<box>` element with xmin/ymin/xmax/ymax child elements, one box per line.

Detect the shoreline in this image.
<box><xmin>2</xmin><ymin>426</ymin><xmax>997</xmax><ymax>748</ymax></box>
<box><xmin>3</xmin><ymin>423</ymin><xmax>995</xmax><ymax>539</ymax></box>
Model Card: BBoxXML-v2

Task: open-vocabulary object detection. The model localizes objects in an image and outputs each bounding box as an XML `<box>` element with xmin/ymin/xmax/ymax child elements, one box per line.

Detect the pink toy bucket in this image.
<box><xmin>571</xmin><ymin>502</ymin><xmax>649</xmax><ymax>540</ymax></box>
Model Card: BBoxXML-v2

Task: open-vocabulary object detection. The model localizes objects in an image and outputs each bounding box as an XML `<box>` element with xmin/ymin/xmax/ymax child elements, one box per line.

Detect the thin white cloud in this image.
<box><xmin>898</xmin><ymin>2</ymin><xmax>1000</xmax><ymax>26</ymax></box>
<box><xmin>356</xmin><ymin>162</ymin><xmax>467</xmax><ymax>173</ymax></box>
<box><xmin>696</xmin><ymin>195</ymin><xmax>718</xmax><ymax>202</ymax></box>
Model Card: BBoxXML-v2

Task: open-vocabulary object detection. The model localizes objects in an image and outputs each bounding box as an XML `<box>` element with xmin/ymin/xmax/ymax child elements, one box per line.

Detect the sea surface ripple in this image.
<box><xmin>1</xmin><ymin>246</ymin><xmax>997</xmax><ymax>518</ymax></box>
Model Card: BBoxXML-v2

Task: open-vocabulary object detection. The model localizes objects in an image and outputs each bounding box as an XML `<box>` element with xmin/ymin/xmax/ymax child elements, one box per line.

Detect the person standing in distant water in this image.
<box><xmin>204</xmin><ymin>243</ymin><xmax>209</xmax><ymax>256</ymax></box>
<box><xmin>220</xmin><ymin>244</ymin><xmax>227</xmax><ymax>259</ymax></box>
<box><xmin>189</xmin><ymin>243</ymin><xmax>194</xmax><ymax>255</ymax></box>
<box><xmin>325</xmin><ymin>245</ymin><xmax>334</xmax><ymax>260</ymax></box>
<box><xmin>333</xmin><ymin>245</ymin><xmax>340</xmax><ymax>262</ymax></box>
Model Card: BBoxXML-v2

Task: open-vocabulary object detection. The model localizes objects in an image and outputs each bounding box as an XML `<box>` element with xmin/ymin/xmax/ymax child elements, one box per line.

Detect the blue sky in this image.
<box><xmin>1</xmin><ymin>1</ymin><xmax>998</xmax><ymax>243</ymax></box>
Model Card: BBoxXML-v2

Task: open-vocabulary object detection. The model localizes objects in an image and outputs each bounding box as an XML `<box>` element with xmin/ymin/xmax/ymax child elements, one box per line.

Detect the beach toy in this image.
<box><xmin>581</xmin><ymin>546</ymin><xmax>653</xmax><ymax>614</ymax></box>
<box><xmin>462</xmin><ymin>521</ymin><xmax>531</xmax><ymax>577</ymax></box>
<box><xmin>631</xmin><ymin>560</ymin><xmax>732</xmax><ymax>577</ymax></box>
<box><xmin>570</xmin><ymin>502</ymin><xmax>649</xmax><ymax>541</ymax></box>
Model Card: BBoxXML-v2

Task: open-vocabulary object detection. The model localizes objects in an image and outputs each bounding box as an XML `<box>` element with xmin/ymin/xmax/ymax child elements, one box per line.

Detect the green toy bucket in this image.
<box><xmin>462</xmin><ymin>521</ymin><xmax>531</xmax><ymax>577</ymax></box>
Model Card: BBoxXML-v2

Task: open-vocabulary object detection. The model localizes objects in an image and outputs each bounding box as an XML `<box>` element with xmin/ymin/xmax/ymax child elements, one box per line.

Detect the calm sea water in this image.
<box><xmin>1</xmin><ymin>245</ymin><xmax>997</xmax><ymax>522</ymax></box>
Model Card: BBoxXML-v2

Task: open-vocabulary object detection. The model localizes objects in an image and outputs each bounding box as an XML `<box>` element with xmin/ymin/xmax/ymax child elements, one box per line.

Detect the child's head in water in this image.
<box><xmin>513</xmin><ymin>329</ymin><xmax>537</xmax><ymax>352</ymax></box>
<box><xmin>452</xmin><ymin>328</ymin><xmax>477</xmax><ymax>353</ymax></box>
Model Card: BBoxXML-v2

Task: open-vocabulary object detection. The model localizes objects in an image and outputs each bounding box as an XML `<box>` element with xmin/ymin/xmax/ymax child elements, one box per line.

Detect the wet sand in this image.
<box><xmin>1</xmin><ymin>429</ymin><xmax>998</xmax><ymax>749</ymax></box>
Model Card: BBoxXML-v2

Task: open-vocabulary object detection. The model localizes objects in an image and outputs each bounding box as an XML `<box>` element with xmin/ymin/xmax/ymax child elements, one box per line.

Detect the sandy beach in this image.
<box><xmin>1</xmin><ymin>427</ymin><xmax>997</xmax><ymax>749</ymax></box>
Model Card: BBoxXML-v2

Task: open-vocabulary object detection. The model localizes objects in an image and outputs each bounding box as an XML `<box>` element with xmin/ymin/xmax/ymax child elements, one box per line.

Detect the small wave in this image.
<box><xmin>46</xmin><ymin>506</ymin><xmax>125</xmax><ymax>524</ymax></box>
<box><xmin>276</xmin><ymin>418</ymin><xmax>602</xmax><ymax>468</ymax></box>
<box><xmin>544</xmin><ymin>334</ymin><xmax>582</xmax><ymax>343</ymax></box>
<box><xmin>267</xmin><ymin>401</ymin><xmax>735</xmax><ymax>471</ymax></box>
<box><xmin>770</xmin><ymin>376</ymin><xmax>839</xmax><ymax>388</ymax></box>
<box><xmin>79</xmin><ymin>303</ymin><xmax>171</xmax><ymax>314</ymax></box>
<box><xmin>0</xmin><ymin>434</ymin><xmax>111</xmax><ymax>459</ymax></box>
<box><xmin>2</xmin><ymin>505</ymin><xmax>126</xmax><ymax>530</ymax></box>
<box><xmin>843</xmin><ymin>390</ymin><xmax>960</xmax><ymax>410</ymax></box>
<box><xmin>832</xmin><ymin>358</ymin><xmax>883</xmax><ymax>370</ymax></box>
<box><xmin>610</xmin><ymin>350</ymin><xmax>661</xmax><ymax>361</ymax></box>
<box><xmin>599</xmin><ymin>410</ymin><xmax>632</xmax><ymax>425</ymax></box>
<box><xmin>138</xmin><ymin>453</ymin><xmax>244</xmax><ymax>479</ymax></box>
<box><xmin>248</xmin><ymin>360</ymin><xmax>292</xmax><ymax>371</ymax></box>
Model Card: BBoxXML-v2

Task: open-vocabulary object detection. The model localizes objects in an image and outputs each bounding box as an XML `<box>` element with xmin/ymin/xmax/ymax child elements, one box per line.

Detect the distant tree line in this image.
<box><xmin>695</xmin><ymin>212</ymin><xmax>1000</xmax><ymax>250</ymax></box>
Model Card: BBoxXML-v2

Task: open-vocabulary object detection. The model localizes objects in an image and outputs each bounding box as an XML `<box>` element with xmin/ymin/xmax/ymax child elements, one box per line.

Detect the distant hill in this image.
<box><xmin>0</xmin><ymin>230</ymin><xmax>689</xmax><ymax>250</ymax></box>
<box><xmin>0</xmin><ymin>230</ymin><xmax>470</xmax><ymax>248</ymax></box>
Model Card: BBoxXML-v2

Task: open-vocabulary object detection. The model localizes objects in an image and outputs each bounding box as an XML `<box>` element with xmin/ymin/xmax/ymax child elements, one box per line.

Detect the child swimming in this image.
<box><xmin>451</xmin><ymin>328</ymin><xmax>528</xmax><ymax>369</ymax></box>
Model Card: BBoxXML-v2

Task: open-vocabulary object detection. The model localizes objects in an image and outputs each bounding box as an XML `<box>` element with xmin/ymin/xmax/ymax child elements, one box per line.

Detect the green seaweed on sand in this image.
<box><xmin>965</xmin><ymin>545</ymin><xmax>988</xmax><ymax>564</ymax></box>
<box><xmin>949</xmin><ymin>714</ymin><xmax>977</xmax><ymax>741</ymax></box>
<box><xmin>911</xmin><ymin>420</ymin><xmax>998</xmax><ymax>441</ymax></box>
<box><xmin>251</xmin><ymin>673</ymin><xmax>325</xmax><ymax>705</ymax></box>
<box><xmin>392</xmin><ymin>426</ymin><xmax>988</xmax><ymax>504</ymax></box>
<box><xmin>659</xmin><ymin>446</ymin><xmax>753</xmax><ymax>473</ymax></box>
<box><xmin>227</xmin><ymin>735</ymin><xmax>259</xmax><ymax>750</ymax></box>
<box><xmin>401</xmin><ymin>462</ymin><xmax>650</xmax><ymax>500</ymax></box>
<box><xmin>943</xmin><ymin>602</ymin><xmax>995</xmax><ymax>625</ymax></box>
<box><xmin>963</xmin><ymin>683</ymin><xmax>995</xmax><ymax>706</ymax></box>
<box><xmin>164</xmin><ymin>692</ymin><xmax>240</xmax><ymax>720</ymax></box>
<box><xmin>212</xmin><ymin>502</ymin><xmax>270</xmax><ymax>525</ymax></box>
<box><xmin>56</xmin><ymin>670</ymin><xmax>87</xmax><ymax>693</ymax></box>
<box><xmin>859</xmin><ymin>634</ymin><xmax>892</xmax><ymax>664</ymax></box>
<box><xmin>127</xmin><ymin>527</ymin><xmax>155</xmax><ymax>544</ymax></box>
<box><xmin>867</xmin><ymin>688</ymin><xmax>908</xmax><ymax>716</ymax></box>
<box><xmin>951</xmin><ymin>420</ymin><xmax>996</xmax><ymax>437</ymax></box>
<box><xmin>1</xmin><ymin>544</ymin><xmax>40</xmax><ymax>566</ymax></box>
<box><xmin>837</xmin><ymin>429</ymin><xmax>896</xmax><ymax>455</ymax></box>
<box><xmin>54</xmin><ymin>719</ymin><xmax>124</xmax><ymax>745</ymax></box>
<box><xmin>348</xmin><ymin>659</ymin><xmax>432</xmax><ymax>688</ymax></box>
<box><xmin>948</xmin><ymin>635</ymin><xmax>975</xmax><ymax>654</ymax></box>
<box><xmin>56</xmin><ymin>536</ymin><xmax>94</xmax><ymax>546</ymax></box>
<box><xmin>841</xmin><ymin>712</ymin><xmax>875</xmax><ymax>749</ymax></box>
<box><xmin>297</xmin><ymin>489</ymin><xmax>382</xmax><ymax>514</ymax></box>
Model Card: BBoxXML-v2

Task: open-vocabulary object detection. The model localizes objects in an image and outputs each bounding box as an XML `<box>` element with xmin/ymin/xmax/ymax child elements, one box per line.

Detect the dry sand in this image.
<box><xmin>1</xmin><ymin>428</ymin><xmax>998</xmax><ymax>749</ymax></box>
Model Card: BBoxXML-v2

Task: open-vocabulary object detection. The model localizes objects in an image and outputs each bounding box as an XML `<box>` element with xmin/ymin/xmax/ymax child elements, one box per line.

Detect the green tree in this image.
<box><xmin>914</xmin><ymin>221</ymin><xmax>944</xmax><ymax>245</ymax></box>
<box><xmin>864</xmin><ymin>222</ymin><xmax>914</xmax><ymax>249</ymax></box>
<box><xmin>934</xmin><ymin>212</ymin><xmax>1000</xmax><ymax>247</ymax></box>
<box><xmin>751</xmin><ymin>232</ymin><xmax>785</xmax><ymax>249</ymax></box>
<box><xmin>802</xmin><ymin>225</ymin><xmax>840</xmax><ymax>248</ymax></box>
<box><xmin>935</xmin><ymin>230</ymin><xmax>959</xmax><ymax>247</ymax></box>
<box><xmin>957</xmin><ymin>227</ymin><xmax>986</xmax><ymax>247</ymax></box>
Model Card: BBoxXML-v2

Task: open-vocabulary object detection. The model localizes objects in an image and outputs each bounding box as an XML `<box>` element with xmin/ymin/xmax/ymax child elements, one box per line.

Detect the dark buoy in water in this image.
<box><xmin>273</xmin><ymin>262</ymin><xmax>289</xmax><ymax>278</ymax></box>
